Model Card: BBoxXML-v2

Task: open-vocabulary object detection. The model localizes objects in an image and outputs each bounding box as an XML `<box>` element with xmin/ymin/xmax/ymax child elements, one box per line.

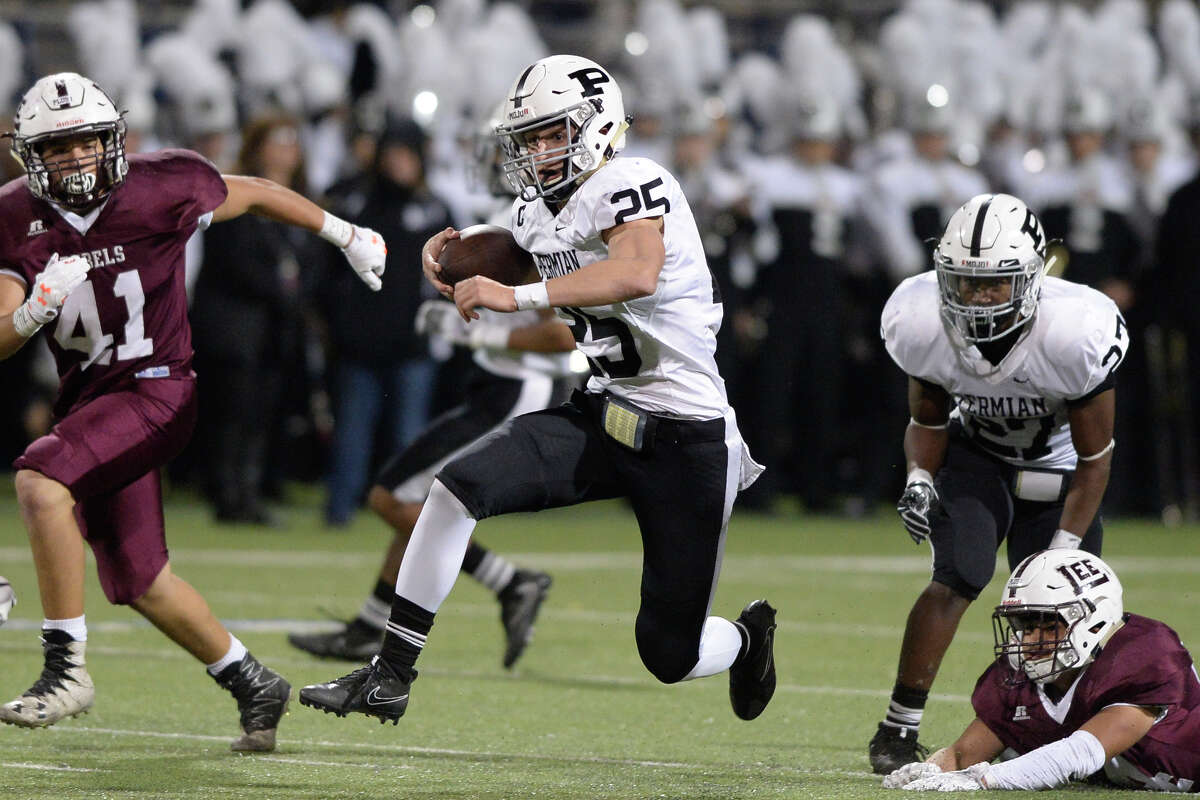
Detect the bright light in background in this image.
<box><xmin>412</xmin><ymin>91</ymin><xmax>439</xmax><ymax>124</ymax></box>
<box><xmin>411</xmin><ymin>4</ymin><xmax>436</xmax><ymax>28</ymax></box>
<box><xmin>1022</xmin><ymin>148</ymin><xmax>1046</xmax><ymax>173</ymax></box>
<box><xmin>625</xmin><ymin>31</ymin><xmax>649</xmax><ymax>56</ymax></box>
<box><xmin>957</xmin><ymin>142</ymin><xmax>980</xmax><ymax>166</ymax></box>
<box><xmin>926</xmin><ymin>83</ymin><xmax>949</xmax><ymax>108</ymax></box>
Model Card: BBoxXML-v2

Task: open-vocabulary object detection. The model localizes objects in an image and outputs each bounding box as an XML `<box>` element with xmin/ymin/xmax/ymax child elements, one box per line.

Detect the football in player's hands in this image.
<box><xmin>438</xmin><ymin>225</ymin><xmax>535</xmax><ymax>287</ymax></box>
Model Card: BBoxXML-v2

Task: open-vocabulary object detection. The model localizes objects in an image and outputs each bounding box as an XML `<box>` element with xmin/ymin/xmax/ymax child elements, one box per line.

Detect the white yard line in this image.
<box><xmin>0</xmin><ymin>761</ymin><xmax>102</xmax><ymax>772</ymax></box>
<box><xmin>42</xmin><ymin>724</ymin><xmax>877</xmax><ymax>776</ymax></box>
<box><xmin>0</xmin><ymin>609</ymin><xmax>992</xmax><ymax>644</ymax></box>
<box><xmin>0</xmin><ymin>547</ymin><xmax>1197</xmax><ymax>573</ymax></box>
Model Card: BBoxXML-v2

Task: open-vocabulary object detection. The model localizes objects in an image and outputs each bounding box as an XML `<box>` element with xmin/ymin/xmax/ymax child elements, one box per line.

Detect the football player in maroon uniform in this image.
<box><xmin>0</xmin><ymin>73</ymin><xmax>387</xmax><ymax>752</ymax></box>
<box><xmin>884</xmin><ymin>549</ymin><xmax>1200</xmax><ymax>792</ymax></box>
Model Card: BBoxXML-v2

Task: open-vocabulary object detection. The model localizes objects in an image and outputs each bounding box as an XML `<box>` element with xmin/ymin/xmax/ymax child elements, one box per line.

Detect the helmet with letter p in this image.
<box><xmin>934</xmin><ymin>193</ymin><xmax>1047</xmax><ymax>345</ymax></box>
<box><xmin>9</xmin><ymin>72</ymin><xmax>128</xmax><ymax>209</ymax></box>
<box><xmin>992</xmin><ymin>549</ymin><xmax>1124</xmax><ymax>684</ymax></box>
<box><xmin>495</xmin><ymin>55</ymin><xmax>628</xmax><ymax>202</ymax></box>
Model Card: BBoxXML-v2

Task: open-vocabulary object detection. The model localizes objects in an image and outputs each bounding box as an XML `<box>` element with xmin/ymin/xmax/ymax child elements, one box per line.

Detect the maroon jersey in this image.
<box><xmin>0</xmin><ymin>149</ymin><xmax>227</xmax><ymax>416</ymax></box>
<box><xmin>973</xmin><ymin>614</ymin><xmax>1200</xmax><ymax>790</ymax></box>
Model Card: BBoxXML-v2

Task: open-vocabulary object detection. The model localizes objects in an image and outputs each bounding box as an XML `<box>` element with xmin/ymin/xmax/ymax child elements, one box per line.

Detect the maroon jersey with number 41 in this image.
<box><xmin>0</xmin><ymin>149</ymin><xmax>227</xmax><ymax>417</ymax></box>
<box><xmin>972</xmin><ymin>614</ymin><xmax>1200</xmax><ymax>791</ymax></box>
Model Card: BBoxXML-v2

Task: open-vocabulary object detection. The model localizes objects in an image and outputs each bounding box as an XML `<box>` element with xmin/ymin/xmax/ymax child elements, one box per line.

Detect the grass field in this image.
<box><xmin>0</xmin><ymin>484</ymin><xmax>1197</xmax><ymax>799</ymax></box>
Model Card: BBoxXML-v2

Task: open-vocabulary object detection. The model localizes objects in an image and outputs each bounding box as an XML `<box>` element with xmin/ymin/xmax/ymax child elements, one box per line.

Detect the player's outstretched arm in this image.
<box><xmin>975</xmin><ymin>706</ymin><xmax>1153</xmax><ymax>790</ymax></box>
<box><xmin>214</xmin><ymin>175</ymin><xmax>387</xmax><ymax>291</ymax></box>
<box><xmin>1056</xmin><ymin>388</ymin><xmax>1115</xmax><ymax>547</ymax></box>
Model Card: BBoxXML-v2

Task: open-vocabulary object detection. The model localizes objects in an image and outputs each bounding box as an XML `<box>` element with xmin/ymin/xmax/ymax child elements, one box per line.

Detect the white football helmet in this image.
<box><xmin>934</xmin><ymin>193</ymin><xmax>1047</xmax><ymax>345</ymax></box>
<box><xmin>10</xmin><ymin>72</ymin><xmax>128</xmax><ymax>208</ymax></box>
<box><xmin>495</xmin><ymin>54</ymin><xmax>628</xmax><ymax>201</ymax></box>
<box><xmin>992</xmin><ymin>549</ymin><xmax>1124</xmax><ymax>684</ymax></box>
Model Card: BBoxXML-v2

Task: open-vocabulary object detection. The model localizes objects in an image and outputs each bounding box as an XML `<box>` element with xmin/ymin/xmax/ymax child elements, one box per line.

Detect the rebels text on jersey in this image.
<box><xmin>510</xmin><ymin>157</ymin><xmax>726</xmax><ymax>419</ymax></box>
<box><xmin>972</xmin><ymin>615</ymin><xmax>1200</xmax><ymax>791</ymax></box>
<box><xmin>881</xmin><ymin>273</ymin><xmax>1128</xmax><ymax>469</ymax></box>
<box><xmin>0</xmin><ymin>150</ymin><xmax>227</xmax><ymax>417</ymax></box>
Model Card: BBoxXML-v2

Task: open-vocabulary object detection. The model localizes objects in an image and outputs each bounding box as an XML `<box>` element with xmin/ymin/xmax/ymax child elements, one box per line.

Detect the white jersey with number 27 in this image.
<box><xmin>510</xmin><ymin>156</ymin><xmax>727</xmax><ymax>419</ymax></box>
<box><xmin>881</xmin><ymin>273</ymin><xmax>1128</xmax><ymax>469</ymax></box>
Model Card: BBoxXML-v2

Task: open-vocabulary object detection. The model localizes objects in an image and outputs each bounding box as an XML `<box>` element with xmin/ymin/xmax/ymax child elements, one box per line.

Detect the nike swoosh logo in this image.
<box><xmin>758</xmin><ymin>628</ymin><xmax>775</xmax><ymax>680</ymax></box>
<box><xmin>555</xmin><ymin>224</ymin><xmax>568</xmax><ymax>231</ymax></box>
<box><xmin>366</xmin><ymin>686</ymin><xmax>408</xmax><ymax>706</ymax></box>
<box><xmin>1013</xmin><ymin>376</ymin><xmax>1029</xmax><ymax>383</ymax></box>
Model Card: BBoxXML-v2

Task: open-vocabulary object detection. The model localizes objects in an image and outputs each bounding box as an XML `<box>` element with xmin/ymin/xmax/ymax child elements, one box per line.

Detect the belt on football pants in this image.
<box><xmin>1011</xmin><ymin>468</ymin><xmax>1072</xmax><ymax>503</ymax></box>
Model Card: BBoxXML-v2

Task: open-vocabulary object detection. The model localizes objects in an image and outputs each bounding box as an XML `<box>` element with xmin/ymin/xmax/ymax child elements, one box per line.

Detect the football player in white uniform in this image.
<box><xmin>868</xmin><ymin>193</ymin><xmax>1127</xmax><ymax>773</ymax></box>
<box><xmin>287</xmin><ymin>118</ymin><xmax>578</xmax><ymax>669</ymax></box>
<box><xmin>300</xmin><ymin>55</ymin><xmax>774</xmax><ymax>726</ymax></box>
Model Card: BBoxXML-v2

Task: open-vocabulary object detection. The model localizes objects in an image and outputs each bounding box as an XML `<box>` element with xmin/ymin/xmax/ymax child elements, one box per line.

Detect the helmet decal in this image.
<box><xmin>496</xmin><ymin>55</ymin><xmax>627</xmax><ymax>202</ymax></box>
<box><xmin>992</xmin><ymin>550</ymin><xmax>1124</xmax><ymax>684</ymax></box>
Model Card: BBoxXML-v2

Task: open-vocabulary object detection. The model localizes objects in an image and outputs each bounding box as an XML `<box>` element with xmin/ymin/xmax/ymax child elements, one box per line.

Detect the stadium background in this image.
<box><xmin>0</xmin><ymin>3</ymin><xmax>1199</xmax><ymax>798</ymax></box>
<box><xmin>0</xmin><ymin>0</ymin><xmax>1196</xmax><ymax>524</ymax></box>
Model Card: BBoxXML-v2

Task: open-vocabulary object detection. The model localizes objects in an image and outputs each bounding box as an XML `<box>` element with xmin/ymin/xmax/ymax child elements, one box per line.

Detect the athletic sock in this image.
<box><xmin>206</xmin><ymin>634</ymin><xmax>248</xmax><ymax>676</ymax></box>
<box><xmin>463</xmin><ymin>542</ymin><xmax>516</xmax><ymax>593</ymax></box>
<box><xmin>43</xmin><ymin>615</ymin><xmax>87</xmax><ymax>642</ymax></box>
<box><xmin>379</xmin><ymin>594</ymin><xmax>434</xmax><ymax>674</ymax></box>
<box><xmin>883</xmin><ymin>681</ymin><xmax>928</xmax><ymax>733</ymax></box>
<box><xmin>356</xmin><ymin>579</ymin><xmax>393</xmax><ymax>631</ymax></box>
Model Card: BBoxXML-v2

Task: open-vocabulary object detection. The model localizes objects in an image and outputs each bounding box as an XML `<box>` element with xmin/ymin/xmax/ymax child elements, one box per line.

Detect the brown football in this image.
<box><xmin>438</xmin><ymin>224</ymin><xmax>536</xmax><ymax>286</ymax></box>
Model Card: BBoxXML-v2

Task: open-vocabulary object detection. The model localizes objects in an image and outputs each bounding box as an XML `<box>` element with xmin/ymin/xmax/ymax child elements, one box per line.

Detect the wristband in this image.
<box><xmin>319</xmin><ymin>211</ymin><xmax>354</xmax><ymax>249</ymax></box>
<box><xmin>513</xmin><ymin>280</ymin><xmax>550</xmax><ymax>310</ymax></box>
<box><xmin>11</xmin><ymin>302</ymin><xmax>43</xmax><ymax>338</ymax></box>
<box><xmin>1048</xmin><ymin>529</ymin><xmax>1082</xmax><ymax>549</ymax></box>
<box><xmin>909</xmin><ymin>417</ymin><xmax>949</xmax><ymax>431</ymax></box>
<box><xmin>906</xmin><ymin>467</ymin><xmax>934</xmax><ymax>487</ymax></box>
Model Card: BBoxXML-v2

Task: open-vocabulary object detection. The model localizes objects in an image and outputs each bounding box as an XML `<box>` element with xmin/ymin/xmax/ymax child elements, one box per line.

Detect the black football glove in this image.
<box><xmin>897</xmin><ymin>481</ymin><xmax>938</xmax><ymax>545</ymax></box>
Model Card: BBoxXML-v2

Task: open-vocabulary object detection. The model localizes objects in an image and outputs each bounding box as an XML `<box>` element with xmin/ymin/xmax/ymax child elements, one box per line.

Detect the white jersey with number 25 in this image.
<box><xmin>510</xmin><ymin>156</ymin><xmax>727</xmax><ymax>420</ymax></box>
<box><xmin>881</xmin><ymin>272</ymin><xmax>1128</xmax><ymax>470</ymax></box>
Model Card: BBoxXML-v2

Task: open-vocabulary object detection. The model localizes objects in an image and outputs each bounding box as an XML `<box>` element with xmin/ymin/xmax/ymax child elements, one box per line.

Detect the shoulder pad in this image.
<box><xmin>1038</xmin><ymin>278</ymin><xmax>1128</xmax><ymax>397</ymax></box>
<box><xmin>572</xmin><ymin>157</ymin><xmax>676</xmax><ymax>237</ymax></box>
<box><xmin>880</xmin><ymin>272</ymin><xmax>946</xmax><ymax>380</ymax></box>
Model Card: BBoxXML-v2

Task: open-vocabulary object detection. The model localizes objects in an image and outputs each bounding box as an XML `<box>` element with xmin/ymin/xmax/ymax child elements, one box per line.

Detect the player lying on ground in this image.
<box><xmin>884</xmin><ymin>549</ymin><xmax>1200</xmax><ymax>792</ymax></box>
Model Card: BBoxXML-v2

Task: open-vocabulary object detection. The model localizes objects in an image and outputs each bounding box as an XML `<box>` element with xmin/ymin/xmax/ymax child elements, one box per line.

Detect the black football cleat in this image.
<box><xmin>729</xmin><ymin>599</ymin><xmax>777</xmax><ymax>721</ymax></box>
<box><xmin>213</xmin><ymin>653</ymin><xmax>291</xmax><ymax>752</ymax></box>
<box><xmin>299</xmin><ymin>658</ymin><xmax>415</xmax><ymax>725</ymax></box>
<box><xmin>498</xmin><ymin>569</ymin><xmax>553</xmax><ymax>669</ymax></box>
<box><xmin>869</xmin><ymin>722</ymin><xmax>930</xmax><ymax>774</ymax></box>
<box><xmin>287</xmin><ymin>619</ymin><xmax>383</xmax><ymax>661</ymax></box>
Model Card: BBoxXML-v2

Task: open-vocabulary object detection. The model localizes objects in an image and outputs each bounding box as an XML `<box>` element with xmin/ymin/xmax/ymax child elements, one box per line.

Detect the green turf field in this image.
<box><xmin>0</xmin><ymin>485</ymin><xmax>1197</xmax><ymax>799</ymax></box>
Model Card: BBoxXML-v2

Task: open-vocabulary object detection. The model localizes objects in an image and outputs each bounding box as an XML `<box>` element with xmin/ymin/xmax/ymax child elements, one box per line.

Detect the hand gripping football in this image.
<box><xmin>438</xmin><ymin>224</ymin><xmax>536</xmax><ymax>287</ymax></box>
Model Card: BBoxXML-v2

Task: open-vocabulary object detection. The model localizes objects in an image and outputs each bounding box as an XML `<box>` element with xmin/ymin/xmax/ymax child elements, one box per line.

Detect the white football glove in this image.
<box><xmin>903</xmin><ymin>763</ymin><xmax>990</xmax><ymax>792</ymax></box>
<box><xmin>342</xmin><ymin>225</ymin><xmax>387</xmax><ymax>291</ymax></box>
<box><xmin>414</xmin><ymin>299</ymin><xmax>509</xmax><ymax>350</ymax></box>
<box><xmin>12</xmin><ymin>252</ymin><xmax>90</xmax><ymax>336</ymax></box>
<box><xmin>0</xmin><ymin>576</ymin><xmax>16</xmax><ymax>626</ymax></box>
<box><xmin>883</xmin><ymin>761</ymin><xmax>942</xmax><ymax>789</ymax></box>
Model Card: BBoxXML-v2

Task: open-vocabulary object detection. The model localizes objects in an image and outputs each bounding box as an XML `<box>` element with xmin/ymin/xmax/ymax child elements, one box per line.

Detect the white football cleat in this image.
<box><xmin>0</xmin><ymin>630</ymin><xmax>94</xmax><ymax>728</ymax></box>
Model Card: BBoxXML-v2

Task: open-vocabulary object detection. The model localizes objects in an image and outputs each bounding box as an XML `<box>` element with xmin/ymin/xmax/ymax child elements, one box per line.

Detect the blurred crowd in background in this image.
<box><xmin>1</xmin><ymin>0</ymin><xmax>1199</xmax><ymax>526</ymax></box>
